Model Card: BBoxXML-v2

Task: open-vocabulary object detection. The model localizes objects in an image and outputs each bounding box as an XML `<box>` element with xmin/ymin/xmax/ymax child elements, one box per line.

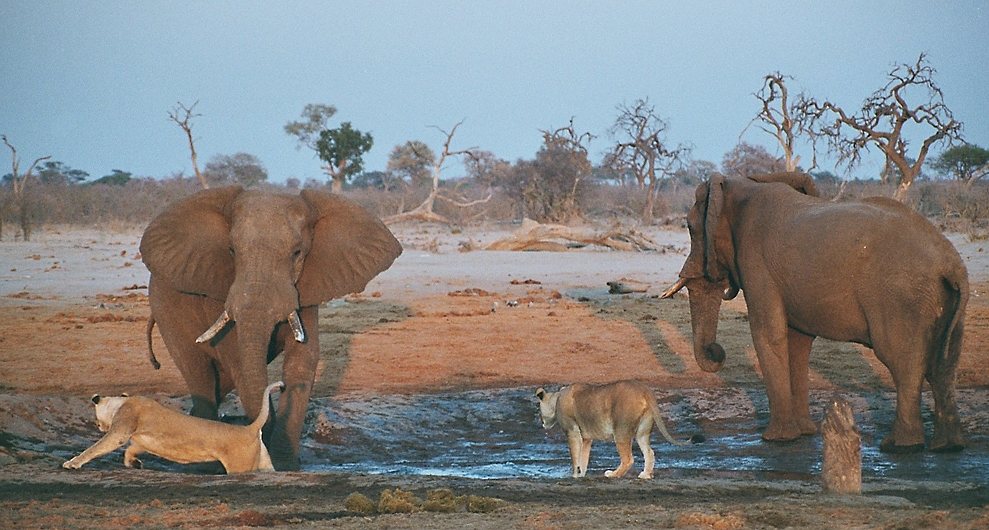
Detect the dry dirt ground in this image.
<box><xmin>1</xmin><ymin>222</ymin><xmax>988</xmax><ymax>529</ymax></box>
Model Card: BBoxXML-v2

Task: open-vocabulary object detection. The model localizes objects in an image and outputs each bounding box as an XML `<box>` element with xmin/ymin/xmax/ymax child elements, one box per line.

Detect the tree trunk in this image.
<box><xmin>892</xmin><ymin>179</ymin><xmax>912</xmax><ymax>202</ymax></box>
<box><xmin>17</xmin><ymin>199</ymin><xmax>31</xmax><ymax>242</ymax></box>
<box><xmin>822</xmin><ymin>398</ymin><xmax>861</xmax><ymax>494</ymax></box>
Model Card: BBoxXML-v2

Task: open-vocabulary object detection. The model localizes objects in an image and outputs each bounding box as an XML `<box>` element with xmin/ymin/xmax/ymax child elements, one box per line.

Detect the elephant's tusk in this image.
<box><xmin>288</xmin><ymin>311</ymin><xmax>306</xmax><ymax>343</ymax></box>
<box><xmin>660</xmin><ymin>277</ymin><xmax>688</xmax><ymax>299</ymax></box>
<box><xmin>195</xmin><ymin>310</ymin><xmax>231</xmax><ymax>344</ymax></box>
<box><xmin>723</xmin><ymin>284</ymin><xmax>740</xmax><ymax>300</ymax></box>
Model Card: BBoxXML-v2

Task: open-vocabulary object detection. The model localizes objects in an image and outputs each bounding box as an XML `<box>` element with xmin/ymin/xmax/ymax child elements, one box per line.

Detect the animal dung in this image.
<box><xmin>343</xmin><ymin>488</ymin><xmax>506</xmax><ymax>515</ymax></box>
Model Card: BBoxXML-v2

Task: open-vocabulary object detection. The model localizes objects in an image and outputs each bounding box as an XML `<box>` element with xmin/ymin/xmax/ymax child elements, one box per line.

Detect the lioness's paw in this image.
<box><xmin>604</xmin><ymin>470</ymin><xmax>616</xmax><ymax>478</ymax></box>
<box><xmin>62</xmin><ymin>460</ymin><xmax>80</xmax><ymax>470</ymax></box>
<box><xmin>637</xmin><ymin>471</ymin><xmax>653</xmax><ymax>480</ymax></box>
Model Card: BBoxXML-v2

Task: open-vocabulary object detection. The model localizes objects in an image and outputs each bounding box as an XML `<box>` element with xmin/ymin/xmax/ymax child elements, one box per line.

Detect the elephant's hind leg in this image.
<box><xmin>874</xmin><ymin>333</ymin><xmax>926</xmax><ymax>453</ymax></box>
<box><xmin>928</xmin><ymin>319</ymin><xmax>965</xmax><ymax>452</ymax></box>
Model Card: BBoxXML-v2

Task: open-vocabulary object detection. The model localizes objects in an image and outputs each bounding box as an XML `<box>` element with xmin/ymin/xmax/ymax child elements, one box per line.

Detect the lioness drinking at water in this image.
<box><xmin>536</xmin><ymin>380</ymin><xmax>701</xmax><ymax>479</ymax></box>
<box><xmin>63</xmin><ymin>381</ymin><xmax>284</xmax><ymax>474</ymax></box>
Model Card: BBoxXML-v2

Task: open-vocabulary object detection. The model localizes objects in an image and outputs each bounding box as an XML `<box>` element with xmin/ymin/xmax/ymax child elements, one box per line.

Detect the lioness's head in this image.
<box><xmin>535</xmin><ymin>387</ymin><xmax>560</xmax><ymax>429</ymax></box>
<box><xmin>90</xmin><ymin>394</ymin><xmax>128</xmax><ymax>432</ymax></box>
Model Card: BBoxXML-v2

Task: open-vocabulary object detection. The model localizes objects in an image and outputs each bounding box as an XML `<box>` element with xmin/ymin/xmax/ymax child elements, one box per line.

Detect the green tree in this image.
<box><xmin>91</xmin><ymin>169</ymin><xmax>133</xmax><ymax>186</ymax></box>
<box><xmin>316</xmin><ymin>122</ymin><xmax>373</xmax><ymax>192</ymax></box>
<box><xmin>286</xmin><ymin>103</ymin><xmax>369</xmax><ymax>192</ymax></box>
<box><xmin>930</xmin><ymin>144</ymin><xmax>989</xmax><ymax>188</ymax></box>
<box><xmin>284</xmin><ymin>103</ymin><xmax>337</xmax><ymax>151</ymax></box>
<box><xmin>36</xmin><ymin>161</ymin><xmax>89</xmax><ymax>185</ymax></box>
<box><xmin>203</xmin><ymin>152</ymin><xmax>268</xmax><ymax>187</ymax></box>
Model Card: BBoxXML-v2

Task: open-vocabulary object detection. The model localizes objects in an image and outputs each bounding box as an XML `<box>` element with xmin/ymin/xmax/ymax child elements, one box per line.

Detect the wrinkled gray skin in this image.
<box><xmin>141</xmin><ymin>186</ymin><xmax>402</xmax><ymax>470</ymax></box>
<box><xmin>663</xmin><ymin>172</ymin><xmax>968</xmax><ymax>453</ymax></box>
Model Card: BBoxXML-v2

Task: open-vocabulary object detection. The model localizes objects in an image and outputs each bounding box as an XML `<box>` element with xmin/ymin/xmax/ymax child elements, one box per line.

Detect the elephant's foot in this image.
<box><xmin>929</xmin><ymin>425</ymin><xmax>966</xmax><ymax>453</ymax></box>
<box><xmin>879</xmin><ymin>437</ymin><xmax>925</xmax><ymax>454</ymax></box>
<box><xmin>268</xmin><ymin>448</ymin><xmax>301</xmax><ymax>471</ymax></box>
<box><xmin>796</xmin><ymin>417</ymin><xmax>818</xmax><ymax>436</ymax></box>
<box><xmin>762</xmin><ymin>420</ymin><xmax>801</xmax><ymax>442</ymax></box>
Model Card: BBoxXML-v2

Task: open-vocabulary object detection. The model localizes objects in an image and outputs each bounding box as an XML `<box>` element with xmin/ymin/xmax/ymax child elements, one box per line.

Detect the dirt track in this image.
<box><xmin>1</xmin><ymin>224</ymin><xmax>988</xmax><ymax>528</ymax></box>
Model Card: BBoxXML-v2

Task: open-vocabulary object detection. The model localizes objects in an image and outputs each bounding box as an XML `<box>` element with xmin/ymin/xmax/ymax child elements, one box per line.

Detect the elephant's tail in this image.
<box><xmin>931</xmin><ymin>270</ymin><xmax>968</xmax><ymax>383</ymax></box>
<box><xmin>250</xmin><ymin>381</ymin><xmax>286</xmax><ymax>433</ymax></box>
<box><xmin>145</xmin><ymin>316</ymin><xmax>161</xmax><ymax>370</ymax></box>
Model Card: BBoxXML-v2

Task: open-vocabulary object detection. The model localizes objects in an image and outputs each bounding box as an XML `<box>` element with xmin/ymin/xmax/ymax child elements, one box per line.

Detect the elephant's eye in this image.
<box><xmin>292</xmin><ymin>248</ymin><xmax>302</xmax><ymax>258</ymax></box>
<box><xmin>229</xmin><ymin>247</ymin><xmax>235</xmax><ymax>257</ymax></box>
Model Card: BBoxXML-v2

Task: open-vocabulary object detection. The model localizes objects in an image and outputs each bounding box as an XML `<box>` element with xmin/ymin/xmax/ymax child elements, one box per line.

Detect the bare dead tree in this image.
<box><xmin>1</xmin><ymin>134</ymin><xmax>51</xmax><ymax>241</ymax></box>
<box><xmin>797</xmin><ymin>53</ymin><xmax>963</xmax><ymax>202</ymax></box>
<box><xmin>385</xmin><ymin>120</ymin><xmax>491</xmax><ymax>224</ymax></box>
<box><xmin>742</xmin><ymin>72</ymin><xmax>816</xmax><ymax>172</ymax></box>
<box><xmin>168</xmin><ymin>101</ymin><xmax>209</xmax><ymax>190</ymax></box>
<box><xmin>607</xmin><ymin>99</ymin><xmax>688</xmax><ymax>224</ymax></box>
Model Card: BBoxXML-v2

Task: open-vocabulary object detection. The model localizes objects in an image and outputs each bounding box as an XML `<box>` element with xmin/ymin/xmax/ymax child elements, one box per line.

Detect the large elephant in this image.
<box><xmin>140</xmin><ymin>186</ymin><xmax>402</xmax><ymax>470</ymax></box>
<box><xmin>661</xmin><ymin>172</ymin><xmax>968</xmax><ymax>453</ymax></box>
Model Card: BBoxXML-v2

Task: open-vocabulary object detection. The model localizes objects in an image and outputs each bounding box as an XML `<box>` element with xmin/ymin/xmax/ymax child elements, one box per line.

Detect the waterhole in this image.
<box><xmin>302</xmin><ymin>387</ymin><xmax>989</xmax><ymax>484</ymax></box>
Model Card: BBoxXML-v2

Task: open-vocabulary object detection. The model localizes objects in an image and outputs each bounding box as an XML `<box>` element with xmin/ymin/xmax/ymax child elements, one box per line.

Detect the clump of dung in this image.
<box><xmin>377</xmin><ymin>488</ymin><xmax>421</xmax><ymax>514</ymax></box>
<box><xmin>343</xmin><ymin>488</ymin><xmax>506</xmax><ymax>515</ymax></box>
<box><xmin>343</xmin><ymin>492</ymin><xmax>376</xmax><ymax>515</ymax></box>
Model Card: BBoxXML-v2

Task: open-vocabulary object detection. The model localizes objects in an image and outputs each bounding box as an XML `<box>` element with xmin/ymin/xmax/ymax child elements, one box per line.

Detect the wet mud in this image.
<box><xmin>303</xmin><ymin>387</ymin><xmax>989</xmax><ymax>488</ymax></box>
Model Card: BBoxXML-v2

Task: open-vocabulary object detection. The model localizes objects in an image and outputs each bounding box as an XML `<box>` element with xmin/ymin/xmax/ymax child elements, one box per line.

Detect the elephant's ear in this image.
<box><xmin>140</xmin><ymin>186</ymin><xmax>243</xmax><ymax>300</ymax></box>
<box><xmin>703</xmin><ymin>174</ymin><xmax>728</xmax><ymax>281</ymax></box>
<box><xmin>297</xmin><ymin>189</ymin><xmax>402</xmax><ymax>306</ymax></box>
<box><xmin>748</xmin><ymin>171</ymin><xmax>819</xmax><ymax>197</ymax></box>
<box><xmin>678</xmin><ymin>181</ymin><xmax>709</xmax><ymax>279</ymax></box>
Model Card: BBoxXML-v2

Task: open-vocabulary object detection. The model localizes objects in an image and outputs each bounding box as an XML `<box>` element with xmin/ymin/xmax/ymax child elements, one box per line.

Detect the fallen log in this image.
<box><xmin>485</xmin><ymin>219</ymin><xmax>659</xmax><ymax>252</ymax></box>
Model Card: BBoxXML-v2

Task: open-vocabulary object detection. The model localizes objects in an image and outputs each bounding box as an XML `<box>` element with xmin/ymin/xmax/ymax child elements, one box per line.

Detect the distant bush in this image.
<box><xmin>2</xmin><ymin>177</ymin><xmax>986</xmax><ymax>238</ymax></box>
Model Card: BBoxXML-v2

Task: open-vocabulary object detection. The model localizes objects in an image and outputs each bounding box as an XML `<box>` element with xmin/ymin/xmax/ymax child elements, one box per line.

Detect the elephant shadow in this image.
<box><xmin>267</xmin><ymin>298</ymin><xmax>412</xmax><ymax>397</ymax></box>
<box><xmin>584</xmin><ymin>294</ymin><xmax>890</xmax><ymax>392</ymax></box>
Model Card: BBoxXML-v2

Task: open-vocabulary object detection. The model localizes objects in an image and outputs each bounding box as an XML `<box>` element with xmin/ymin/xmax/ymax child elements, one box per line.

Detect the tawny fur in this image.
<box><xmin>536</xmin><ymin>380</ymin><xmax>692</xmax><ymax>479</ymax></box>
<box><xmin>63</xmin><ymin>381</ymin><xmax>284</xmax><ymax>474</ymax></box>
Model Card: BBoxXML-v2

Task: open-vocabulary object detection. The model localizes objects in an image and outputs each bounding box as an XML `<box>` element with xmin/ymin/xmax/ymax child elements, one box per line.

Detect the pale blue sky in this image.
<box><xmin>2</xmin><ymin>1</ymin><xmax>986</xmax><ymax>183</ymax></box>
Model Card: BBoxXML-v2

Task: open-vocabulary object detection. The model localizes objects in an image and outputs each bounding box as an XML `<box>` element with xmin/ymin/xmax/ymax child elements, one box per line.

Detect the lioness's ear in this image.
<box><xmin>91</xmin><ymin>394</ymin><xmax>101</xmax><ymax>405</ymax></box>
<box><xmin>536</xmin><ymin>388</ymin><xmax>546</xmax><ymax>400</ymax></box>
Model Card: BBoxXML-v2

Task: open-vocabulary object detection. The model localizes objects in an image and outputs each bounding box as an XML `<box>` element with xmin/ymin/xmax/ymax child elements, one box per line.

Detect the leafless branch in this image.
<box><xmin>794</xmin><ymin>53</ymin><xmax>962</xmax><ymax>201</ymax></box>
<box><xmin>168</xmin><ymin>100</ymin><xmax>208</xmax><ymax>189</ymax></box>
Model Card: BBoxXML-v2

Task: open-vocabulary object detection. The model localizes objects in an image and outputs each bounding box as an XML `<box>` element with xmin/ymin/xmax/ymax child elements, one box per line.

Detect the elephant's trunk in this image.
<box><xmin>686</xmin><ymin>279</ymin><xmax>727</xmax><ymax>373</ymax></box>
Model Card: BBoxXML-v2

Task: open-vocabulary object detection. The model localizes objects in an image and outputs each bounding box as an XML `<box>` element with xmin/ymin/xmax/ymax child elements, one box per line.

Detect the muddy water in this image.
<box><xmin>302</xmin><ymin>387</ymin><xmax>989</xmax><ymax>485</ymax></box>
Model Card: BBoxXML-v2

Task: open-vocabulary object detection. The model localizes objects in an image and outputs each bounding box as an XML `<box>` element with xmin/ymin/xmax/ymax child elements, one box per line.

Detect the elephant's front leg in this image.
<box><xmin>270</xmin><ymin>305</ymin><xmax>320</xmax><ymax>471</ymax></box>
<box><xmin>787</xmin><ymin>327</ymin><xmax>817</xmax><ymax>435</ymax></box>
<box><xmin>748</xmin><ymin>300</ymin><xmax>801</xmax><ymax>441</ymax></box>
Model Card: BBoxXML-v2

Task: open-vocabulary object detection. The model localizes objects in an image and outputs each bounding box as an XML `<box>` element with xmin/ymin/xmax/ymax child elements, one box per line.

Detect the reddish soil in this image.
<box><xmin>1</xmin><ymin>225</ymin><xmax>988</xmax><ymax>529</ymax></box>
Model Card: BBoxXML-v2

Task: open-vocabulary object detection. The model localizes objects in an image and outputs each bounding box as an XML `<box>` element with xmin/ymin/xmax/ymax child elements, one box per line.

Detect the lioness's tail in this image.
<box><xmin>146</xmin><ymin>316</ymin><xmax>160</xmax><ymax>370</ymax></box>
<box><xmin>649</xmin><ymin>400</ymin><xmax>702</xmax><ymax>446</ymax></box>
<box><xmin>250</xmin><ymin>381</ymin><xmax>286</xmax><ymax>433</ymax></box>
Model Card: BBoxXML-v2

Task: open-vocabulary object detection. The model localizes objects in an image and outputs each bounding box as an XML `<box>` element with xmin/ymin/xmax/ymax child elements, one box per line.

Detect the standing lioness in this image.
<box><xmin>63</xmin><ymin>381</ymin><xmax>284</xmax><ymax>474</ymax></box>
<box><xmin>536</xmin><ymin>380</ymin><xmax>699</xmax><ymax>479</ymax></box>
